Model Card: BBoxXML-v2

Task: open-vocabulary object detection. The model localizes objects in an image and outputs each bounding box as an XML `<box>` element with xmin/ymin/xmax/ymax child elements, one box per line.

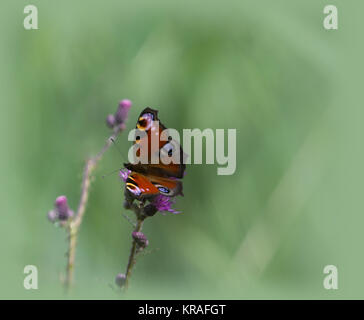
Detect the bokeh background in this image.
<box><xmin>1</xmin><ymin>0</ymin><xmax>363</xmax><ymax>299</ymax></box>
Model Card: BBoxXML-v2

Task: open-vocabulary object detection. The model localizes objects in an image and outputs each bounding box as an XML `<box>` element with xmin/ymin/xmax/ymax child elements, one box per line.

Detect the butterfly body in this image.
<box><xmin>124</xmin><ymin>108</ymin><xmax>185</xmax><ymax>201</ymax></box>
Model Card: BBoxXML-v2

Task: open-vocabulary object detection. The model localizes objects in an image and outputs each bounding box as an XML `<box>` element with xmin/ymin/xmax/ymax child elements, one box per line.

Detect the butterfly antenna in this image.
<box><xmin>101</xmin><ymin>168</ymin><xmax>122</xmax><ymax>179</ymax></box>
<box><xmin>110</xmin><ymin>137</ymin><xmax>127</xmax><ymax>162</ymax></box>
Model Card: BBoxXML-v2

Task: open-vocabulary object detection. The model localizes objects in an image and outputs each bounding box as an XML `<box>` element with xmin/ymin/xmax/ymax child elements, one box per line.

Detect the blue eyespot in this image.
<box><xmin>158</xmin><ymin>186</ymin><xmax>170</xmax><ymax>194</ymax></box>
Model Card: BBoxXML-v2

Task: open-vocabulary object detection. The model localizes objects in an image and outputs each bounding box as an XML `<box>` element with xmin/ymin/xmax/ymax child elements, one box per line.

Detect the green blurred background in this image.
<box><xmin>1</xmin><ymin>0</ymin><xmax>363</xmax><ymax>299</ymax></box>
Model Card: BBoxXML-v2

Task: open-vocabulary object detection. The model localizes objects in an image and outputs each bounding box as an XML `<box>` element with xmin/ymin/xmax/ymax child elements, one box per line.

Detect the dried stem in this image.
<box><xmin>64</xmin><ymin>125</ymin><xmax>124</xmax><ymax>290</ymax></box>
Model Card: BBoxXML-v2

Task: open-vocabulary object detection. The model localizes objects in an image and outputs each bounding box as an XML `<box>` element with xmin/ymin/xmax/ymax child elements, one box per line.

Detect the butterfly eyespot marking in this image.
<box><xmin>161</xmin><ymin>142</ymin><xmax>176</xmax><ymax>157</ymax></box>
<box><xmin>138</xmin><ymin>118</ymin><xmax>147</xmax><ymax>128</ymax></box>
<box><xmin>155</xmin><ymin>185</ymin><xmax>171</xmax><ymax>195</ymax></box>
<box><xmin>137</xmin><ymin>113</ymin><xmax>153</xmax><ymax>131</ymax></box>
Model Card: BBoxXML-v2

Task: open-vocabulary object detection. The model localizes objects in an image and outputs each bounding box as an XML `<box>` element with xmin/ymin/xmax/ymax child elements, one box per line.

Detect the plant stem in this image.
<box><xmin>124</xmin><ymin>218</ymin><xmax>145</xmax><ymax>290</ymax></box>
<box><xmin>64</xmin><ymin>126</ymin><xmax>124</xmax><ymax>290</ymax></box>
<box><xmin>65</xmin><ymin>224</ymin><xmax>77</xmax><ymax>290</ymax></box>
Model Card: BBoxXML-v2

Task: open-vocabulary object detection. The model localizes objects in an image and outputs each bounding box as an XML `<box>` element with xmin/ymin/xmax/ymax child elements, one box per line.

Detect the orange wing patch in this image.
<box><xmin>126</xmin><ymin>172</ymin><xmax>183</xmax><ymax>199</ymax></box>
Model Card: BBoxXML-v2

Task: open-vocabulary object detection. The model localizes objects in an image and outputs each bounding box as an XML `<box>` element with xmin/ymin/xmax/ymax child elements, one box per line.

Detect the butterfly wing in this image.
<box><xmin>125</xmin><ymin>172</ymin><xmax>183</xmax><ymax>199</ymax></box>
<box><xmin>125</xmin><ymin>107</ymin><xmax>186</xmax><ymax>178</ymax></box>
<box><xmin>135</xmin><ymin>107</ymin><xmax>167</xmax><ymax>157</ymax></box>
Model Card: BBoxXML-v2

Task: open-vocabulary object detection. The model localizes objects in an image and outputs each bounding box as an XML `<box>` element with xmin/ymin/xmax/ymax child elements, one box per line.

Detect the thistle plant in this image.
<box><xmin>47</xmin><ymin>99</ymin><xmax>131</xmax><ymax>290</ymax></box>
<box><xmin>115</xmin><ymin>171</ymin><xmax>181</xmax><ymax>290</ymax></box>
<box><xmin>48</xmin><ymin>99</ymin><xmax>183</xmax><ymax>292</ymax></box>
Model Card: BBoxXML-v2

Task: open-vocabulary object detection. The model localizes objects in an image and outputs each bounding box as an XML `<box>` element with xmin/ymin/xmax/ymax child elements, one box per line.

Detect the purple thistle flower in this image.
<box><xmin>119</xmin><ymin>169</ymin><xmax>131</xmax><ymax>182</ymax></box>
<box><xmin>152</xmin><ymin>195</ymin><xmax>181</xmax><ymax>214</ymax></box>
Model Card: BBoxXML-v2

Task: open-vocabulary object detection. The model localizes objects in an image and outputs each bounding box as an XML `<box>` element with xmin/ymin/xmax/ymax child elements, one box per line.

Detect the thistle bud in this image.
<box><xmin>47</xmin><ymin>210</ymin><xmax>58</xmax><ymax>223</ymax></box>
<box><xmin>115</xmin><ymin>99</ymin><xmax>132</xmax><ymax>124</ymax></box>
<box><xmin>132</xmin><ymin>231</ymin><xmax>149</xmax><ymax>249</ymax></box>
<box><xmin>47</xmin><ymin>195</ymin><xmax>74</xmax><ymax>223</ymax></box>
<box><xmin>106</xmin><ymin>99</ymin><xmax>132</xmax><ymax>129</ymax></box>
<box><xmin>106</xmin><ymin>114</ymin><xmax>116</xmax><ymax>128</ymax></box>
<box><xmin>115</xmin><ymin>273</ymin><xmax>126</xmax><ymax>288</ymax></box>
<box><xmin>55</xmin><ymin>196</ymin><xmax>74</xmax><ymax>221</ymax></box>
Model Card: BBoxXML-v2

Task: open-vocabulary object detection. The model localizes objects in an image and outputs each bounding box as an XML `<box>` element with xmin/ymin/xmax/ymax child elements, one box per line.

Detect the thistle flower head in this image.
<box><xmin>151</xmin><ymin>194</ymin><xmax>181</xmax><ymax>214</ymax></box>
<box><xmin>119</xmin><ymin>169</ymin><xmax>131</xmax><ymax>182</ymax></box>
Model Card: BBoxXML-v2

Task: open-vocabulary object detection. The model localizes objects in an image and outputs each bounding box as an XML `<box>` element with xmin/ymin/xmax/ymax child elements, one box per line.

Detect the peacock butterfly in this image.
<box><xmin>123</xmin><ymin>108</ymin><xmax>186</xmax><ymax>201</ymax></box>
